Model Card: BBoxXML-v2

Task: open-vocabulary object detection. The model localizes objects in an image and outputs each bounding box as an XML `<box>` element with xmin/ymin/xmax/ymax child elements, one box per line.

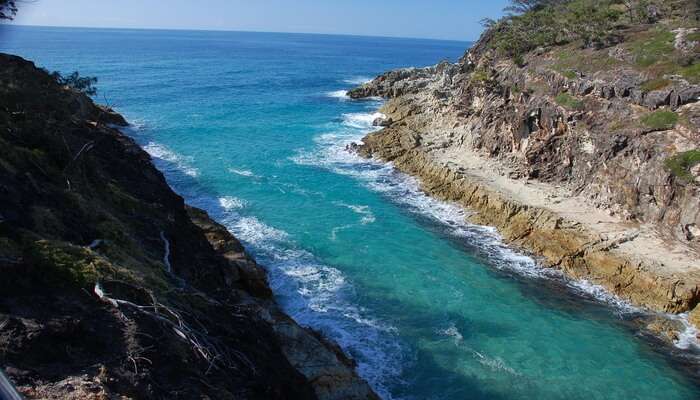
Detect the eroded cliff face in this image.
<box><xmin>0</xmin><ymin>54</ymin><xmax>377</xmax><ymax>400</ymax></box>
<box><xmin>349</xmin><ymin>7</ymin><xmax>700</xmax><ymax>331</ymax></box>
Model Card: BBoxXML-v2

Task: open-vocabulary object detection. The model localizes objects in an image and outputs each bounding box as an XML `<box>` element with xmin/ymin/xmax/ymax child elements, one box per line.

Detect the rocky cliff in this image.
<box><xmin>349</xmin><ymin>1</ymin><xmax>700</xmax><ymax>336</ymax></box>
<box><xmin>0</xmin><ymin>54</ymin><xmax>377</xmax><ymax>400</ymax></box>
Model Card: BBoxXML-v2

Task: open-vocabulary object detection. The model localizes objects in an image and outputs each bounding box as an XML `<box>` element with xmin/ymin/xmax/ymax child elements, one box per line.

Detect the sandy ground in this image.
<box><xmin>428</xmin><ymin>143</ymin><xmax>700</xmax><ymax>279</ymax></box>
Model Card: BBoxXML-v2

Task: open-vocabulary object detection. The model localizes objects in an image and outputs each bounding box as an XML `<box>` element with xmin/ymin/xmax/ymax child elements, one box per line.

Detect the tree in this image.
<box><xmin>51</xmin><ymin>71</ymin><xmax>99</xmax><ymax>96</ymax></box>
<box><xmin>0</xmin><ymin>0</ymin><xmax>17</xmax><ymax>20</ymax></box>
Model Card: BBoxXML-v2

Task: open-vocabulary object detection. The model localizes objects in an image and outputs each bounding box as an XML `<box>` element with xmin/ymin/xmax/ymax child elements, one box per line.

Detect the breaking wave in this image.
<box><xmin>143</xmin><ymin>142</ymin><xmax>199</xmax><ymax>177</ymax></box>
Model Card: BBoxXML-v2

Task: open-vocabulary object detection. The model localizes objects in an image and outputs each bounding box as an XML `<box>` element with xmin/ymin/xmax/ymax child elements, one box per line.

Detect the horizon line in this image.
<box><xmin>3</xmin><ymin>23</ymin><xmax>475</xmax><ymax>43</ymax></box>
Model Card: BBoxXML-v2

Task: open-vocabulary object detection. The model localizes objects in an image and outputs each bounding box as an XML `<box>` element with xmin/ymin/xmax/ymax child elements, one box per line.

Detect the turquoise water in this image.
<box><xmin>3</xmin><ymin>26</ymin><xmax>700</xmax><ymax>399</ymax></box>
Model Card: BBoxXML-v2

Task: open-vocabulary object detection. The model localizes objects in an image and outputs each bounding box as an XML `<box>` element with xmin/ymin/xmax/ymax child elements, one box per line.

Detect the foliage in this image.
<box><xmin>470</xmin><ymin>68</ymin><xmax>492</xmax><ymax>83</ymax></box>
<box><xmin>488</xmin><ymin>0</ymin><xmax>626</xmax><ymax>61</ymax></box>
<box><xmin>555</xmin><ymin>92</ymin><xmax>584</xmax><ymax>109</ymax></box>
<box><xmin>641</xmin><ymin>110</ymin><xmax>678</xmax><ymax>130</ymax></box>
<box><xmin>51</xmin><ymin>71</ymin><xmax>99</xmax><ymax>96</ymax></box>
<box><xmin>0</xmin><ymin>0</ymin><xmax>16</xmax><ymax>20</ymax></box>
<box><xmin>678</xmin><ymin>62</ymin><xmax>700</xmax><ymax>84</ymax></box>
<box><xmin>630</xmin><ymin>29</ymin><xmax>676</xmax><ymax>67</ymax></box>
<box><xmin>640</xmin><ymin>77</ymin><xmax>671</xmax><ymax>92</ymax></box>
<box><xmin>664</xmin><ymin>149</ymin><xmax>700</xmax><ymax>183</ymax></box>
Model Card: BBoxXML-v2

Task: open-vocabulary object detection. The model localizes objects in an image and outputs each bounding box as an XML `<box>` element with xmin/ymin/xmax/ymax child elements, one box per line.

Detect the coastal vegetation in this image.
<box><xmin>49</xmin><ymin>70</ymin><xmax>99</xmax><ymax>96</ymax></box>
<box><xmin>665</xmin><ymin>150</ymin><xmax>700</xmax><ymax>183</ymax></box>
<box><xmin>641</xmin><ymin>110</ymin><xmax>678</xmax><ymax>130</ymax></box>
<box><xmin>484</xmin><ymin>0</ymin><xmax>697</xmax><ymax>80</ymax></box>
<box><xmin>555</xmin><ymin>92</ymin><xmax>584</xmax><ymax>109</ymax></box>
<box><xmin>0</xmin><ymin>0</ymin><xmax>16</xmax><ymax>20</ymax></box>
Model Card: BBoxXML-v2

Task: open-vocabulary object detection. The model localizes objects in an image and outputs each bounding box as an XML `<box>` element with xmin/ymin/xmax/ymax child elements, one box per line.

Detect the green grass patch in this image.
<box><xmin>555</xmin><ymin>92</ymin><xmax>583</xmax><ymax>110</ymax></box>
<box><xmin>641</xmin><ymin>78</ymin><xmax>672</xmax><ymax>92</ymax></box>
<box><xmin>630</xmin><ymin>30</ymin><xmax>675</xmax><ymax>68</ymax></box>
<box><xmin>685</xmin><ymin>31</ymin><xmax>700</xmax><ymax>42</ymax></box>
<box><xmin>470</xmin><ymin>68</ymin><xmax>490</xmax><ymax>83</ymax></box>
<box><xmin>678</xmin><ymin>62</ymin><xmax>700</xmax><ymax>84</ymax></box>
<box><xmin>641</xmin><ymin>110</ymin><xmax>678</xmax><ymax>130</ymax></box>
<box><xmin>29</xmin><ymin>240</ymin><xmax>103</xmax><ymax>288</ymax></box>
<box><xmin>552</xmin><ymin>49</ymin><xmax>618</xmax><ymax>75</ymax></box>
<box><xmin>664</xmin><ymin>150</ymin><xmax>700</xmax><ymax>183</ymax></box>
<box><xmin>561</xmin><ymin>69</ymin><xmax>578</xmax><ymax>79</ymax></box>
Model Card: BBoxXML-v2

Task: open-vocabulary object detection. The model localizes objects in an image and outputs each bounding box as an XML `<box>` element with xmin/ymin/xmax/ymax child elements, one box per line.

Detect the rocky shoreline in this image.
<box><xmin>348</xmin><ymin>13</ymin><xmax>700</xmax><ymax>340</ymax></box>
<box><xmin>0</xmin><ymin>53</ymin><xmax>377</xmax><ymax>399</ymax></box>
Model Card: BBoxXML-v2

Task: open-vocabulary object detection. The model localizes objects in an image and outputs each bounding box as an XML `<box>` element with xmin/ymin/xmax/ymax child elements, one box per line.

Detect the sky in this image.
<box><xmin>8</xmin><ymin>0</ymin><xmax>508</xmax><ymax>41</ymax></box>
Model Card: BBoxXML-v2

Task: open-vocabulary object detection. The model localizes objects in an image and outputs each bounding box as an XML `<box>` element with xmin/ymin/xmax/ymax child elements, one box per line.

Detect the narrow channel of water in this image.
<box><xmin>3</xmin><ymin>25</ymin><xmax>699</xmax><ymax>399</ymax></box>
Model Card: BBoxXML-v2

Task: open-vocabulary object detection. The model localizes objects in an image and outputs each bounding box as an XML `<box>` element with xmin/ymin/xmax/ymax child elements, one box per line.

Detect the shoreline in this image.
<box><xmin>352</xmin><ymin>99</ymin><xmax>700</xmax><ymax>349</ymax></box>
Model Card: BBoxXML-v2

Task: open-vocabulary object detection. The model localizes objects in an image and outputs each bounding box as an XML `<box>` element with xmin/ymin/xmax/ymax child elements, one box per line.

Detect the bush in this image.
<box><xmin>51</xmin><ymin>71</ymin><xmax>98</xmax><ymax>96</ymax></box>
<box><xmin>664</xmin><ymin>150</ymin><xmax>700</xmax><ymax>183</ymax></box>
<box><xmin>555</xmin><ymin>92</ymin><xmax>583</xmax><ymax>110</ymax></box>
<box><xmin>488</xmin><ymin>0</ymin><xmax>624</xmax><ymax>60</ymax></box>
<box><xmin>641</xmin><ymin>110</ymin><xmax>678</xmax><ymax>130</ymax></box>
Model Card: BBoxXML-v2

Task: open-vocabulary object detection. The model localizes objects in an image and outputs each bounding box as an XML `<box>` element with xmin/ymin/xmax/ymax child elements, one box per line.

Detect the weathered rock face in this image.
<box><xmin>0</xmin><ymin>54</ymin><xmax>377</xmax><ymax>400</ymax></box>
<box><xmin>351</xmin><ymin>13</ymin><xmax>700</xmax><ymax>327</ymax></box>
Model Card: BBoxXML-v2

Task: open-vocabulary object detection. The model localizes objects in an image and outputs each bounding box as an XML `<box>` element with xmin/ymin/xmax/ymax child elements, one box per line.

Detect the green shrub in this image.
<box><xmin>50</xmin><ymin>70</ymin><xmax>98</xmax><ymax>96</ymax></box>
<box><xmin>664</xmin><ymin>150</ymin><xmax>700</xmax><ymax>183</ymax></box>
<box><xmin>488</xmin><ymin>0</ymin><xmax>623</xmax><ymax>60</ymax></box>
<box><xmin>641</xmin><ymin>110</ymin><xmax>678</xmax><ymax>130</ymax></box>
<box><xmin>555</xmin><ymin>92</ymin><xmax>583</xmax><ymax>110</ymax></box>
<box><xmin>471</xmin><ymin>68</ymin><xmax>491</xmax><ymax>83</ymax></box>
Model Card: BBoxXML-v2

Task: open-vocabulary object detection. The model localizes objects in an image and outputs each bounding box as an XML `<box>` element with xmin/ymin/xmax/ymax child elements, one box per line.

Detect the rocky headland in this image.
<box><xmin>0</xmin><ymin>53</ymin><xmax>378</xmax><ymax>399</ymax></box>
<box><xmin>349</xmin><ymin>1</ymin><xmax>700</xmax><ymax>339</ymax></box>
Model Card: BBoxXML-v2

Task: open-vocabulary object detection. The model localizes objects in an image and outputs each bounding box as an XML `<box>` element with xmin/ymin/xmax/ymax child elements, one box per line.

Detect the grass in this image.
<box><xmin>665</xmin><ymin>150</ymin><xmax>700</xmax><ymax>183</ymax></box>
<box><xmin>641</xmin><ymin>78</ymin><xmax>672</xmax><ymax>92</ymax></box>
<box><xmin>561</xmin><ymin>69</ymin><xmax>578</xmax><ymax>79</ymax></box>
<box><xmin>686</xmin><ymin>31</ymin><xmax>700</xmax><ymax>42</ymax></box>
<box><xmin>470</xmin><ymin>68</ymin><xmax>490</xmax><ymax>83</ymax></box>
<box><xmin>630</xmin><ymin>29</ymin><xmax>676</xmax><ymax>68</ymax></box>
<box><xmin>678</xmin><ymin>62</ymin><xmax>700</xmax><ymax>84</ymax></box>
<box><xmin>641</xmin><ymin>110</ymin><xmax>678</xmax><ymax>130</ymax></box>
<box><xmin>552</xmin><ymin>48</ymin><xmax>618</xmax><ymax>75</ymax></box>
<box><xmin>555</xmin><ymin>92</ymin><xmax>583</xmax><ymax>110</ymax></box>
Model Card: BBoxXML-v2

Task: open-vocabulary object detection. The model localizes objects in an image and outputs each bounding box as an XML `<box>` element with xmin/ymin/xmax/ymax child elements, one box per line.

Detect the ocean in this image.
<box><xmin>2</xmin><ymin>25</ymin><xmax>699</xmax><ymax>399</ymax></box>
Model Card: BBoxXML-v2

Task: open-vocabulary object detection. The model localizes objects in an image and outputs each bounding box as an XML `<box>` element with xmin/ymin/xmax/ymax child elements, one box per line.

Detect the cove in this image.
<box><xmin>3</xmin><ymin>26</ymin><xmax>699</xmax><ymax>399</ymax></box>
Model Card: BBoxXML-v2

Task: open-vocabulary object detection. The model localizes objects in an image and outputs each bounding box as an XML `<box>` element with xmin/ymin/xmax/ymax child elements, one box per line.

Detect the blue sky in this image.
<box><xmin>9</xmin><ymin>0</ymin><xmax>508</xmax><ymax>41</ymax></box>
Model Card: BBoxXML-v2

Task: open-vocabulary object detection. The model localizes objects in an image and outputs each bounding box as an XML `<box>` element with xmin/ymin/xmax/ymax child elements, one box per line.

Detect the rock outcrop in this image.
<box><xmin>0</xmin><ymin>53</ymin><xmax>377</xmax><ymax>400</ymax></box>
<box><xmin>350</xmin><ymin>6</ymin><xmax>700</xmax><ymax>332</ymax></box>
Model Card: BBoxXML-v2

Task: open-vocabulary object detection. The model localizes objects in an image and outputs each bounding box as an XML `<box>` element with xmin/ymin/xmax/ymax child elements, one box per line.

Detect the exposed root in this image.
<box><xmin>93</xmin><ymin>282</ymin><xmax>256</xmax><ymax>375</ymax></box>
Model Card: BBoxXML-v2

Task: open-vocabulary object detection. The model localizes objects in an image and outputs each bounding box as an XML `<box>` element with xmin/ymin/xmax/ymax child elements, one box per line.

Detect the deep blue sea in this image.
<box><xmin>3</xmin><ymin>25</ymin><xmax>700</xmax><ymax>399</ymax></box>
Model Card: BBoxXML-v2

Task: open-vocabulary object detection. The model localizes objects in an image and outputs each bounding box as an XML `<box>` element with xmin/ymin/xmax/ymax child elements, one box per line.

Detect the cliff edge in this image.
<box><xmin>349</xmin><ymin>0</ymin><xmax>700</xmax><ymax>337</ymax></box>
<box><xmin>0</xmin><ymin>53</ymin><xmax>377</xmax><ymax>400</ymax></box>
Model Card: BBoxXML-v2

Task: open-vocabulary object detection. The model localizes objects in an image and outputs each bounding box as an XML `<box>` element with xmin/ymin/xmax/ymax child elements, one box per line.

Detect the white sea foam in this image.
<box><xmin>143</xmin><ymin>142</ymin><xmax>199</xmax><ymax>177</ymax></box>
<box><xmin>671</xmin><ymin>313</ymin><xmax>700</xmax><ymax>350</ymax></box>
<box><xmin>218</xmin><ymin>196</ymin><xmax>246</xmax><ymax>211</ymax></box>
<box><xmin>342</xmin><ymin>112</ymin><xmax>385</xmax><ymax>130</ymax></box>
<box><xmin>205</xmin><ymin>199</ymin><xmax>404</xmax><ymax>398</ymax></box>
<box><xmin>231</xmin><ymin>216</ymin><xmax>288</xmax><ymax>246</ymax></box>
<box><xmin>228</xmin><ymin>168</ymin><xmax>257</xmax><ymax>177</ymax></box>
<box><xmin>474</xmin><ymin>353</ymin><xmax>521</xmax><ymax>376</ymax></box>
<box><xmin>327</xmin><ymin>90</ymin><xmax>350</xmax><ymax>100</ymax></box>
<box><xmin>335</xmin><ymin>202</ymin><xmax>376</xmax><ymax>224</ymax></box>
<box><xmin>292</xmin><ymin>95</ymin><xmax>700</xmax><ymax>357</ymax></box>
<box><xmin>343</xmin><ymin>76</ymin><xmax>373</xmax><ymax>85</ymax></box>
<box><xmin>438</xmin><ymin>324</ymin><xmax>464</xmax><ymax>344</ymax></box>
